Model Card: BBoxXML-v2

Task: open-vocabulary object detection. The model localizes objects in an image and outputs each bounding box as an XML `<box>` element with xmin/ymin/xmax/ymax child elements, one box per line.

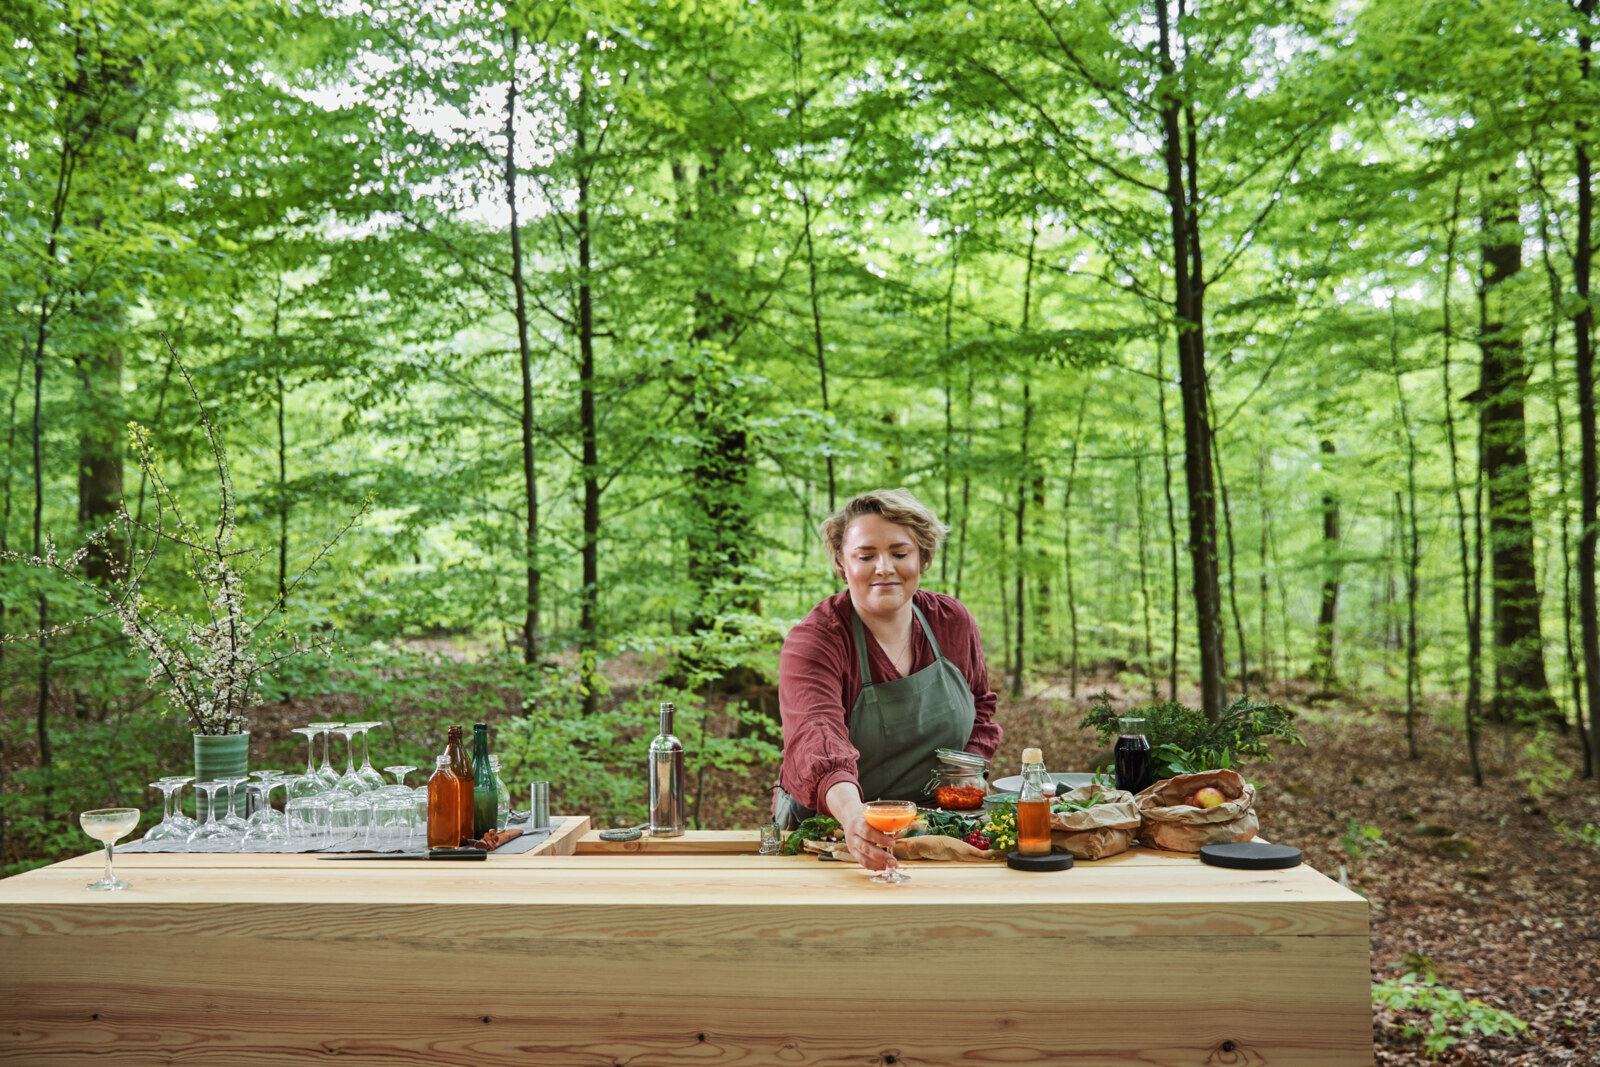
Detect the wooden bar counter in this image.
<box><xmin>0</xmin><ymin>820</ymin><xmax>1371</xmax><ymax>1065</ymax></box>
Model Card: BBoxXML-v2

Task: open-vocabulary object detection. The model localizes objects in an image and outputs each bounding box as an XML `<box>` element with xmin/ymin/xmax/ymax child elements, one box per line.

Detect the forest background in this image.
<box><xmin>5</xmin><ymin>0</ymin><xmax>1600</xmax><ymax>1057</ymax></box>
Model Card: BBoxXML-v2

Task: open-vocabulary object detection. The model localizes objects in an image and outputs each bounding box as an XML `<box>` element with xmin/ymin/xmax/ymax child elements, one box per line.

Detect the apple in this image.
<box><xmin>1190</xmin><ymin>786</ymin><xmax>1226</xmax><ymax>809</ymax></box>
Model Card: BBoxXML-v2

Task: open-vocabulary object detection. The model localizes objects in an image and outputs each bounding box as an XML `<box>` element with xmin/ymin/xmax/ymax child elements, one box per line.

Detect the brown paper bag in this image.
<box><xmin>804</xmin><ymin>835</ymin><xmax>998</xmax><ymax>862</ymax></box>
<box><xmin>1048</xmin><ymin>784</ymin><xmax>1142</xmax><ymax>860</ymax></box>
<box><xmin>1134</xmin><ymin>770</ymin><xmax>1258</xmax><ymax>853</ymax></box>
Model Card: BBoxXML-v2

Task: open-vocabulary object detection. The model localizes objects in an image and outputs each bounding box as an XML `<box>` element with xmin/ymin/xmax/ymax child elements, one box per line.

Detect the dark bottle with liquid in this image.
<box><xmin>1114</xmin><ymin>716</ymin><xmax>1153</xmax><ymax>795</ymax></box>
<box><xmin>471</xmin><ymin>722</ymin><xmax>497</xmax><ymax>838</ymax></box>
<box><xmin>446</xmin><ymin>725</ymin><xmax>473</xmax><ymax>845</ymax></box>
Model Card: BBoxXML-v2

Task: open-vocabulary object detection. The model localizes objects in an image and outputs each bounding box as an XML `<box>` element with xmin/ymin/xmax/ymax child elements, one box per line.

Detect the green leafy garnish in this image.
<box><xmin>778</xmin><ymin>815</ymin><xmax>841</xmax><ymax>855</ymax></box>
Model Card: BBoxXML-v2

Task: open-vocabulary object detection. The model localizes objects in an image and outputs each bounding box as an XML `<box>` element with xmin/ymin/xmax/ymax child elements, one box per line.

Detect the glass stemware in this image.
<box><xmin>163</xmin><ymin>776</ymin><xmax>198</xmax><ymax>832</ymax></box>
<box><xmin>352</xmin><ymin>721</ymin><xmax>387</xmax><ymax>792</ymax></box>
<box><xmin>285</xmin><ymin>779</ymin><xmax>332</xmax><ymax>849</ymax></box>
<box><xmin>384</xmin><ymin>765</ymin><xmax>417</xmax><ymax>789</ymax></box>
<box><xmin>142</xmin><ymin>781</ymin><xmax>190</xmax><ymax>843</ymax></box>
<box><xmin>291</xmin><ymin>726</ymin><xmax>320</xmax><ymax>780</ymax></box>
<box><xmin>241</xmin><ymin>780</ymin><xmax>288</xmax><ymax>851</ymax></box>
<box><xmin>328</xmin><ymin>795</ymin><xmax>372</xmax><ymax>846</ymax></box>
<box><xmin>217</xmin><ymin>775</ymin><xmax>252</xmax><ymax>831</ymax></box>
<box><xmin>80</xmin><ymin>808</ymin><xmax>140</xmax><ymax>891</ymax></box>
<box><xmin>247</xmin><ymin>773</ymin><xmax>288</xmax><ymax>829</ymax></box>
<box><xmin>308</xmin><ymin>721</ymin><xmax>344</xmax><ymax>790</ymax></box>
<box><xmin>331</xmin><ymin>727</ymin><xmax>366</xmax><ymax>795</ymax></box>
<box><xmin>861</xmin><ymin>800</ymin><xmax>917</xmax><ymax>885</ymax></box>
<box><xmin>187</xmin><ymin>781</ymin><xmax>240</xmax><ymax>845</ymax></box>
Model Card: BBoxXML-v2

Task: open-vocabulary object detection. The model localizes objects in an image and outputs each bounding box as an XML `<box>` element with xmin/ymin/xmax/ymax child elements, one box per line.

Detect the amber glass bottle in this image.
<box><xmin>1016</xmin><ymin>747</ymin><xmax>1052</xmax><ymax>855</ymax></box>
<box><xmin>446</xmin><ymin>725</ymin><xmax>473</xmax><ymax>844</ymax></box>
<box><xmin>426</xmin><ymin>755</ymin><xmax>460</xmax><ymax>848</ymax></box>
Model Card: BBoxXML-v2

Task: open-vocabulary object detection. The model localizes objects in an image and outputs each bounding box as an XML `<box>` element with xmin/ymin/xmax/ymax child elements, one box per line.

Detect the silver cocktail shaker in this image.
<box><xmin>648</xmin><ymin>702</ymin><xmax>686</xmax><ymax>837</ymax></box>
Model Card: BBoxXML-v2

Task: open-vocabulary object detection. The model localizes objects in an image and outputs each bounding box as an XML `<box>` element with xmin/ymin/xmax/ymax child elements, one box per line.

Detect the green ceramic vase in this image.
<box><xmin>193</xmin><ymin>732</ymin><xmax>250</xmax><ymax>812</ymax></box>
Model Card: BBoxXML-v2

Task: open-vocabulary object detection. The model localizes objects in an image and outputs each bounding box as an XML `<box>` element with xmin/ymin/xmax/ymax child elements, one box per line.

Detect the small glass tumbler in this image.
<box><xmin>758</xmin><ymin>821</ymin><xmax>781</xmax><ymax>855</ymax></box>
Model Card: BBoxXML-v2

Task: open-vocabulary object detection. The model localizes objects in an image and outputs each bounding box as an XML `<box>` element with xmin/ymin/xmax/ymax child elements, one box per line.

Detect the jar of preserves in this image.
<box><xmin>924</xmin><ymin>748</ymin><xmax>990</xmax><ymax>810</ymax></box>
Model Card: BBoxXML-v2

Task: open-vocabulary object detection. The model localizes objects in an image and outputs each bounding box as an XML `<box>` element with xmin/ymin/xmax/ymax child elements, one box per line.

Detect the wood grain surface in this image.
<box><xmin>0</xmin><ymin>823</ymin><xmax>1372</xmax><ymax>1066</ymax></box>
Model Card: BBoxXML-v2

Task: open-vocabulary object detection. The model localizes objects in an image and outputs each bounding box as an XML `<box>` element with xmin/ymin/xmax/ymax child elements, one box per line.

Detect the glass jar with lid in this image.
<box><xmin>923</xmin><ymin>748</ymin><xmax>990</xmax><ymax>810</ymax></box>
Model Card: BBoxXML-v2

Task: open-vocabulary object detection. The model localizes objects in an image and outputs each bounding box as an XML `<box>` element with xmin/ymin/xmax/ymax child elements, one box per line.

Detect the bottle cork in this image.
<box><xmin>1022</xmin><ymin>747</ymin><xmax>1043</xmax><ymax>764</ymax></box>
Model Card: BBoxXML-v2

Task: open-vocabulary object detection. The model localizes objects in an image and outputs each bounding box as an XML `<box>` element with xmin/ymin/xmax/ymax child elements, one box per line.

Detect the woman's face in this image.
<box><xmin>840</xmin><ymin>514</ymin><xmax>922</xmax><ymax>618</ymax></box>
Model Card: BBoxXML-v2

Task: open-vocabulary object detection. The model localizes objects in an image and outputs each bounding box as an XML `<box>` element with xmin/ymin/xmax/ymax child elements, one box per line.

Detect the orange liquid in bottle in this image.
<box><xmin>426</xmin><ymin>767</ymin><xmax>460</xmax><ymax>848</ymax></box>
<box><xmin>1017</xmin><ymin>798</ymin><xmax>1052</xmax><ymax>855</ymax></box>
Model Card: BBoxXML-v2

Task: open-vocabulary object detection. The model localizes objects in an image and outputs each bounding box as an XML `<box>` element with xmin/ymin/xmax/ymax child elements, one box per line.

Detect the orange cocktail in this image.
<box><xmin>861</xmin><ymin>800</ymin><xmax>917</xmax><ymax>884</ymax></box>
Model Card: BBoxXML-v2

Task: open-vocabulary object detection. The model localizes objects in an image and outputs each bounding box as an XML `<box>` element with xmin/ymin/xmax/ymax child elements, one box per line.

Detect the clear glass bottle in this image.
<box><xmin>445</xmin><ymin>725</ymin><xmax>473</xmax><ymax>844</ymax></box>
<box><xmin>488</xmin><ymin>755</ymin><xmax>510</xmax><ymax>830</ymax></box>
<box><xmin>648</xmin><ymin>702</ymin><xmax>685</xmax><ymax>837</ymax></box>
<box><xmin>471</xmin><ymin>722</ymin><xmax>496</xmax><ymax>838</ymax></box>
<box><xmin>426</xmin><ymin>755</ymin><xmax>460</xmax><ymax>848</ymax></box>
<box><xmin>1016</xmin><ymin>746</ymin><xmax>1052</xmax><ymax>855</ymax></box>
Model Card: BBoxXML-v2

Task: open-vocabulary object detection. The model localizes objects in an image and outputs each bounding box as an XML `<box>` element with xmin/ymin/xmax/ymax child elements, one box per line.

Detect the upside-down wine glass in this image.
<box><xmin>332</xmin><ymin>727</ymin><xmax>366</xmax><ymax>795</ymax></box>
<box><xmin>291</xmin><ymin>726</ymin><xmax>320</xmax><ymax>782</ymax></box>
<box><xmin>861</xmin><ymin>800</ymin><xmax>918</xmax><ymax>885</ymax></box>
<box><xmin>352</xmin><ymin>721</ymin><xmax>387</xmax><ymax>792</ymax></box>
<box><xmin>80</xmin><ymin>808</ymin><xmax>141</xmax><ymax>891</ymax></box>
<box><xmin>187</xmin><ymin>781</ymin><xmax>238</xmax><ymax>846</ymax></box>
<box><xmin>142</xmin><ymin>781</ymin><xmax>189</xmax><ymax>844</ymax></box>
<box><xmin>217</xmin><ymin>775</ymin><xmax>252</xmax><ymax>831</ymax></box>
<box><xmin>163</xmin><ymin>776</ymin><xmax>198</xmax><ymax>832</ymax></box>
<box><xmin>241</xmin><ymin>780</ymin><xmax>288</xmax><ymax>851</ymax></box>
<box><xmin>309</xmin><ymin>722</ymin><xmax>344</xmax><ymax>790</ymax></box>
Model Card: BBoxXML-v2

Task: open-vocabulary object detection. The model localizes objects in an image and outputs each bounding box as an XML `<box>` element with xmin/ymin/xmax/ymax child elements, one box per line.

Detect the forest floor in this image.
<box><xmin>970</xmin><ymin>672</ymin><xmax>1600</xmax><ymax>1067</ymax></box>
<box><xmin>4</xmin><ymin>663</ymin><xmax>1598</xmax><ymax>1063</ymax></box>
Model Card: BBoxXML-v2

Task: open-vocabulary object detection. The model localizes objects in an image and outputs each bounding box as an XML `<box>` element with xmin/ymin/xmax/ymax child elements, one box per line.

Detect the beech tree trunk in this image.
<box><xmin>1476</xmin><ymin>174</ymin><xmax>1560</xmax><ymax>725</ymax></box>
<box><xmin>506</xmin><ymin>27</ymin><xmax>541</xmax><ymax>666</ymax></box>
<box><xmin>1575</xmin><ymin>0</ymin><xmax>1599</xmax><ymax>779</ymax></box>
<box><xmin>1313</xmin><ymin>439</ymin><xmax>1341</xmax><ymax>686</ymax></box>
<box><xmin>1155</xmin><ymin>0</ymin><xmax>1225</xmax><ymax>719</ymax></box>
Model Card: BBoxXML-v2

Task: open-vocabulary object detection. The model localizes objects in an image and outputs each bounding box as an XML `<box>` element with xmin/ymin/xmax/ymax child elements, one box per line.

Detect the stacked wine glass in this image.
<box><xmin>140</xmin><ymin>720</ymin><xmax>426</xmax><ymax>853</ymax></box>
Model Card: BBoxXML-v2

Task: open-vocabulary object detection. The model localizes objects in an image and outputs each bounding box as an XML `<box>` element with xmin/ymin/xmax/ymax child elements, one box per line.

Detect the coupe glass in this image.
<box><xmin>351</xmin><ymin>721</ymin><xmax>387</xmax><ymax>792</ymax></box>
<box><xmin>80</xmin><ymin>808</ymin><xmax>140</xmax><ymax>891</ymax></box>
<box><xmin>308</xmin><ymin>721</ymin><xmax>344</xmax><ymax>790</ymax></box>
<box><xmin>384</xmin><ymin>765</ymin><xmax>417</xmax><ymax>788</ymax></box>
<box><xmin>247</xmin><ymin>771</ymin><xmax>287</xmax><ymax>827</ymax></box>
<box><xmin>861</xmin><ymin>800</ymin><xmax>917</xmax><ymax>884</ymax></box>
<box><xmin>187</xmin><ymin>781</ymin><xmax>240</xmax><ymax>846</ymax></box>
<box><xmin>141</xmin><ymin>781</ymin><xmax>188</xmax><ymax>844</ymax></box>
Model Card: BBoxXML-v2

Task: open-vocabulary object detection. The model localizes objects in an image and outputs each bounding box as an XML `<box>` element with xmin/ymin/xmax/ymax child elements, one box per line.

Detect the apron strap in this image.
<box><xmin>849</xmin><ymin>608</ymin><xmax>875</xmax><ymax>687</ymax></box>
<box><xmin>850</xmin><ymin>601</ymin><xmax>943</xmax><ymax>686</ymax></box>
<box><xmin>911</xmin><ymin>602</ymin><xmax>943</xmax><ymax>660</ymax></box>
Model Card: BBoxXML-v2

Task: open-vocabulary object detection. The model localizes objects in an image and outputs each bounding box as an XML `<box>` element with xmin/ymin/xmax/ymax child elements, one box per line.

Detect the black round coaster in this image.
<box><xmin>1200</xmin><ymin>842</ymin><xmax>1302</xmax><ymax>870</ymax></box>
<box><xmin>1006</xmin><ymin>850</ymin><xmax>1074</xmax><ymax>872</ymax></box>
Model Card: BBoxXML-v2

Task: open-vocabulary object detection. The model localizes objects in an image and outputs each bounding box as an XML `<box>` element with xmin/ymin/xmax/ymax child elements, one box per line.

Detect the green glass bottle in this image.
<box><xmin>471</xmin><ymin>722</ymin><xmax>497</xmax><ymax>838</ymax></box>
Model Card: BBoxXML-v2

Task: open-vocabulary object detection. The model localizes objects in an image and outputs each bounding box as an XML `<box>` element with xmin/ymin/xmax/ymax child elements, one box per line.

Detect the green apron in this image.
<box><xmin>774</xmin><ymin>602</ymin><xmax>977</xmax><ymax>830</ymax></box>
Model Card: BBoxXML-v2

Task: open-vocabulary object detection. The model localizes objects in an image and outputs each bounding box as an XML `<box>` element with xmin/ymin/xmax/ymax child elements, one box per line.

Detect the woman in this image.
<box><xmin>774</xmin><ymin>488</ymin><xmax>1001</xmax><ymax>871</ymax></box>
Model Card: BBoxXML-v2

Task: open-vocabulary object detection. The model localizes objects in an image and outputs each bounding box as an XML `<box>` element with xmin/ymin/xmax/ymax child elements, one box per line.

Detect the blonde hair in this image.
<box><xmin>820</xmin><ymin>488</ymin><xmax>950</xmax><ymax>581</ymax></box>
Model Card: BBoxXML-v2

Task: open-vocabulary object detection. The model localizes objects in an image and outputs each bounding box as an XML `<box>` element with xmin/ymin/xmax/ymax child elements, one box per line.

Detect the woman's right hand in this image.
<box><xmin>826</xmin><ymin>784</ymin><xmax>896</xmax><ymax>872</ymax></box>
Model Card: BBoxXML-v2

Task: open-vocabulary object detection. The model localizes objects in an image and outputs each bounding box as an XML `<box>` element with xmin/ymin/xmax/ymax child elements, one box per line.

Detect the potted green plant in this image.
<box><xmin>4</xmin><ymin>342</ymin><xmax>365</xmax><ymax>783</ymax></box>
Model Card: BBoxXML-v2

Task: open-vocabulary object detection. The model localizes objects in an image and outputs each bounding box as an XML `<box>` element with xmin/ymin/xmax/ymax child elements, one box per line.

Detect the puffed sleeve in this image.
<box><xmin>957</xmin><ymin>603</ymin><xmax>1002</xmax><ymax>759</ymax></box>
<box><xmin>777</xmin><ymin>616</ymin><xmax>863</xmax><ymax>816</ymax></box>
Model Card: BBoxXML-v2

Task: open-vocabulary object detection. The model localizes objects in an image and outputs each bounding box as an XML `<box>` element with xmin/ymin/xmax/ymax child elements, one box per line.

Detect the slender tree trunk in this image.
<box><xmin>276</xmin><ymin>373</ymin><xmax>288</xmax><ymax>607</ymax></box>
<box><xmin>1062</xmin><ymin>394</ymin><xmax>1087</xmax><ymax>698</ymax></box>
<box><xmin>998</xmin><ymin>504</ymin><xmax>1011</xmax><ymax>684</ymax></box>
<box><xmin>793</xmin><ymin>30</ymin><xmax>835</xmax><ymax>513</ymax></box>
<box><xmin>1391</xmin><ymin>296</ymin><xmax>1422</xmax><ymax>759</ymax></box>
<box><xmin>506</xmin><ymin>27</ymin><xmax>541</xmax><ymax>665</ymax></box>
<box><xmin>1013</xmin><ymin>222</ymin><xmax>1037</xmax><ymax>699</ymax></box>
<box><xmin>1135</xmin><ymin>454</ymin><xmax>1159</xmax><ymax>700</ymax></box>
<box><xmin>942</xmin><ymin>238</ymin><xmax>958</xmax><ymax>585</ymax></box>
<box><xmin>1157</xmin><ymin>347</ymin><xmax>1180</xmax><ymax>699</ymax></box>
<box><xmin>1477</xmin><ymin>172</ymin><xmax>1560</xmax><ymax>725</ymax></box>
<box><xmin>32</xmin><ymin>299</ymin><xmax>52</xmax><ymax>772</ymax></box>
<box><xmin>1208</xmin><ymin>385</ymin><xmax>1247</xmax><ymax>691</ymax></box>
<box><xmin>1574</xmin><ymin>0</ymin><xmax>1599</xmax><ymax>779</ymax></box>
<box><xmin>1156</xmin><ymin>0</ymin><xmax>1224</xmax><ymax>718</ymax></box>
<box><xmin>1</xmin><ymin>351</ymin><xmax>23</xmax><ymax>862</ymax></box>
<box><xmin>1257</xmin><ymin>443</ymin><xmax>1272</xmax><ymax>686</ymax></box>
<box><xmin>576</xmin><ymin>63</ymin><xmax>601</xmax><ymax>716</ymax></box>
<box><xmin>74</xmin><ymin>346</ymin><xmax>123</xmax><ymax>583</ymax></box>
<box><xmin>1443</xmin><ymin>179</ymin><xmax>1485</xmax><ymax>786</ymax></box>
<box><xmin>955</xmin><ymin>364</ymin><xmax>972</xmax><ymax>601</ymax></box>
<box><xmin>1533</xmin><ymin>166</ymin><xmax>1589</xmax><ymax>767</ymax></box>
<box><xmin>1313</xmin><ymin>439</ymin><xmax>1341</xmax><ymax>685</ymax></box>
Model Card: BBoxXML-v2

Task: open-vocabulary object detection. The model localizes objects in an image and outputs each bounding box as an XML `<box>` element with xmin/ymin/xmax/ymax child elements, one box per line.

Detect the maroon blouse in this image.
<box><xmin>777</xmin><ymin>589</ymin><xmax>1002</xmax><ymax>817</ymax></box>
